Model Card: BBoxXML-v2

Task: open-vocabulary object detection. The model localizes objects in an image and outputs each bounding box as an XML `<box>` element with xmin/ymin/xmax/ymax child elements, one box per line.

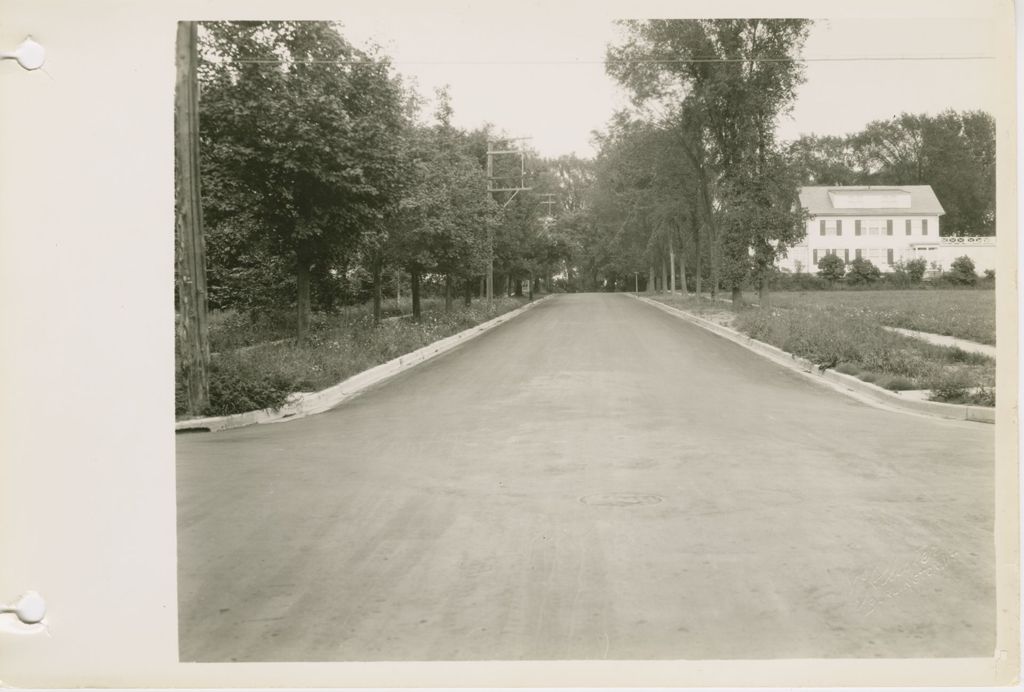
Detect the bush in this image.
<box><xmin>816</xmin><ymin>254</ymin><xmax>846</xmax><ymax>284</ymax></box>
<box><xmin>904</xmin><ymin>257</ymin><xmax>928</xmax><ymax>283</ymax></box>
<box><xmin>928</xmin><ymin>368</ymin><xmax>994</xmax><ymax>405</ymax></box>
<box><xmin>944</xmin><ymin>255</ymin><xmax>978</xmax><ymax>285</ymax></box>
<box><xmin>846</xmin><ymin>257</ymin><xmax>882</xmax><ymax>285</ymax></box>
<box><xmin>202</xmin><ymin>357</ymin><xmax>295</xmax><ymax>417</ymax></box>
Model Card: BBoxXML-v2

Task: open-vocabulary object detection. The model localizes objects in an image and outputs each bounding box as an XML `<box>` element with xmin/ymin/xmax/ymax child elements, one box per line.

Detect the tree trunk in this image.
<box><xmin>514</xmin><ymin>277</ymin><xmax>523</xmax><ymax>297</ymax></box>
<box><xmin>647</xmin><ymin>265</ymin><xmax>655</xmax><ymax>294</ymax></box>
<box><xmin>395</xmin><ymin>267</ymin><xmax>401</xmax><ymax>307</ymax></box>
<box><xmin>731</xmin><ymin>285</ymin><xmax>743</xmax><ymax>306</ymax></box>
<box><xmin>372</xmin><ymin>258</ymin><xmax>383</xmax><ymax>325</ymax></box>
<box><xmin>668</xmin><ymin>236</ymin><xmax>676</xmax><ymax>294</ymax></box>
<box><xmin>528</xmin><ymin>274</ymin><xmax>534</xmax><ymax>301</ymax></box>
<box><xmin>411</xmin><ymin>269</ymin><xmax>421</xmax><ymax>320</ymax></box>
<box><xmin>695</xmin><ymin>226</ymin><xmax>703</xmax><ymax>298</ymax></box>
<box><xmin>463</xmin><ymin>278</ymin><xmax>472</xmax><ymax>306</ymax></box>
<box><xmin>479</xmin><ymin>276</ymin><xmax>485</xmax><ymax>297</ymax></box>
<box><xmin>679</xmin><ymin>249</ymin><xmax>687</xmax><ymax>295</ymax></box>
<box><xmin>661</xmin><ymin>256</ymin><xmax>668</xmax><ymax>294</ymax></box>
<box><xmin>444</xmin><ymin>274</ymin><xmax>453</xmax><ymax>312</ymax></box>
<box><xmin>758</xmin><ymin>276</ymin><xmax>770</xmax><ymax>307</ymax></box>
<box><xmin>296</xmin><ymin>251</ymin><xmax>311</xmax><ymax>342</ymax></box>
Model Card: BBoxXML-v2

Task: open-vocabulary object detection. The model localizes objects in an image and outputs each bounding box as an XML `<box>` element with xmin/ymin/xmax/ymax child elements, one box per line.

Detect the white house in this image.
<box><xmin>778</xmin><ymin>185</ymin><xmax>996</xmax><ymax>275</ymax></box>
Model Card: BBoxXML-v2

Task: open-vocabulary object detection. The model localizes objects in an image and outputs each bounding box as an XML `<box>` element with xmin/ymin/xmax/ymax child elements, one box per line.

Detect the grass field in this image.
<box><xmin>178</xmin><ymin>296</ymin><xmax>528</xmax><ymax>417</ymax></box>
<box><xmin>747</xmin><ymin>289</ymin><xmax>996</xmax><ymax>345</ymax></box>
<box><xmin>650</xmin><ymin>290</ymin><xmax>995</xmax><ymax>406</ymax></box>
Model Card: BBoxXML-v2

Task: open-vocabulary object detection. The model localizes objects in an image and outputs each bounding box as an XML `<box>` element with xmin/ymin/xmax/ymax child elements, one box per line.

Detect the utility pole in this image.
<box><xmin>486</xmin><ymin>137</ymin><xmax>532</xmax><ymax>306</ymax></box>
<box><xmin>174</xmin><ymin>20</ymin><xmax>210</xmax><ymax>415</ymax></box>
<box><xmin>538</xmin><ymin>193</ymin><xmax>557</xmax><ymax>219</ymax></box>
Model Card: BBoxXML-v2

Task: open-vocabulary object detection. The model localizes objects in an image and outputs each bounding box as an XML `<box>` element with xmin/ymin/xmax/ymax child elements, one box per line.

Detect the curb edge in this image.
<box><xmin>176</xmin><ymin>296</ymin><xmax>553</xmax><ymax>433</ymax></box>
<box><xmin>631</xmin><ymin>294</ymin><xmax>994</xmax><ymax>425</ymax></box>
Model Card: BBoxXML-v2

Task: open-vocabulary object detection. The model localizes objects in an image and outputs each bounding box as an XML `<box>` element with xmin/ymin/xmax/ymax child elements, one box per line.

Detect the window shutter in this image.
<box><xmin>905</xmin><ymin>219</ymin><xmax>911</xmax><ymax>235</ymax></box>
<box><xmin>844</xmin><ymin>249</ymin><xmax>849</xmax><ymax>262</ymax></box>
<box><xmin>820</xmin><ymin>219</ymin><xmax>826</xmax><ymax>236</ymax></box>
<box><xmin>855</xmin><ymin>220</ymin><xmax>861</xmax><ymax>236</ymax></box>
<box><xmin>922</xmin><ymin>219</ymin><xmax>928</xmax><ymax>235</ymax></box>
<box><xmin>886</xmin><ymin>219</ymin><xmax>893</xmax><ymax>236</ymax></box>
<box><xmin>836</xmin><ymin>220</ymin><xmax>842</xmax><ymax>236</ymax></box>
<box><xmin>855</xmin><ymin>249</ymin><xmax>862</xmax><ymax>260</ymax></box>
<box><xmin>813</xmin><ymin>249</ymin><xmax>819</xmax><ymax>264</ymax></box>
<box><xmin>887</xmin><ymin>249</ymin><xmax>894</xmax><ymax>265</ymax></box>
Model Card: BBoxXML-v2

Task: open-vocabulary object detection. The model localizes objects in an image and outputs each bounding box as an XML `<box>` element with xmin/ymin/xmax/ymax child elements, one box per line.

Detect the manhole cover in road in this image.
<box><xmin>579</xmin><ymin>493</ymin><xmax>663</xmax><ymax>507</ymax></box>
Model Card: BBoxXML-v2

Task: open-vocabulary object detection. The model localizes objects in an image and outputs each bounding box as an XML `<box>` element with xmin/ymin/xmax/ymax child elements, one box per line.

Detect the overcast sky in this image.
<box><xmin>338</xmin><ymin>13</ymin><xmax>998</xmax><ymax>159</ymax></box>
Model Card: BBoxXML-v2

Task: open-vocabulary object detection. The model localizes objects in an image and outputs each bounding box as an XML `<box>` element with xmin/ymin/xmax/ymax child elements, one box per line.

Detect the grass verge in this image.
<box><xmin>649</xmin><ymin>292</ymin><xmax>995</xmax><ymax>407</ymax></box>
<box><xmin>177</xmin><ymin>297</ymin><xmax>528</xmax><ymax>418</ymax></box>
<box><xmin>743</xmin><ymin>289</ymin><xmax>995</xmax><ymax>346</ymax></box>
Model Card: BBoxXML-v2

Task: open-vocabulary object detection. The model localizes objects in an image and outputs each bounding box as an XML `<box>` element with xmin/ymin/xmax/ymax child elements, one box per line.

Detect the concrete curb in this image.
<box><xmin>632</xmin><ymin>294</ymin><xmax>994</xmax><ymax>424</ymax></box>
<box><xmin>176</xmin><ymin>296</ymin><xmax>552</xmax><ymax>433</ymax></box>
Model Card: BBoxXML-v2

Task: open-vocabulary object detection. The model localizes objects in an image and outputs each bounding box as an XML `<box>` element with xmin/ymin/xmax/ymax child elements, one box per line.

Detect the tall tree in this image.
<box><xmin>608</xmin><ymin>19</ymin><xmax>812</xmax><ymax>303</ymax></box>
<box><xmin>197</xmin><ymin>21</ymin><xmax>407</xmax><ymax>340</ymax></box>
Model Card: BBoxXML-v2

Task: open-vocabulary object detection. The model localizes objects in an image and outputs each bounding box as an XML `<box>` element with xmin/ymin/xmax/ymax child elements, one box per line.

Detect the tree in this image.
<box><xmin>816</xmin><ymin>254</ymin><xmax>845</xmax><ymax>284</ymax></box>
<box><xmin>390</xmin><ymin>91</ymin><xmax>498</xmax><ymax>318</ymax></box>
<box><xmin>607</xmin><ymin>19</ymin><xmax>812</xmax><ymax>305</ymax></box>
<box><xmin>198</xmin><ymin>21</ymin><xmax>407</xmax><ymax>340</ymax></box>
<box><xmin>846</xmin><ymin>257</ymin><xmax>881</xmax><ymax>285</ymax></box>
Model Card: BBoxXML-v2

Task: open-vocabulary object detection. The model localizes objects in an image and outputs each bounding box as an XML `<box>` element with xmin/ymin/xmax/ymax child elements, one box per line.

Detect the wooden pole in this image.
<box><xmin>174</xmin><ymin>21</ymin><xmax>210</xmax><ymax>415</ymax></box>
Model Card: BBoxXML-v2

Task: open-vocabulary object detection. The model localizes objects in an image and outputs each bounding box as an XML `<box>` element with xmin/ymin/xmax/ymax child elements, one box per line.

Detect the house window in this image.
<box><xmin>820</xmin><ymin>219</ymin><xmax>838</xmax><ymax>236</ymax></box>
<box><xmin>905</xmin><ymin>219</ymin><xmax>912</xmax><ymax>235</ymax></box>
<box><xmin>836</xmin><ymin>220</ymin><xmax>843</xmax><ymax>236</ymax></box>
<box><xmin>855</xmin><ymin>249</ymin><xmax>862</xmax><ymax>260</ymax></box>
<box><xmin>868</xmin><ymin>248</ymin><xmax>883</xmax><ymax>262</ymax></box>
<box><xmin>864</xmin><ymin>219</ymin><xmax>884</xmax><ymax>236</ymax></box>
<box><xmin>922</xmin><ymin>219</ymin><xmax>928</xmax><ymax>235</ymax></box>
<box><xmin>855</xmin><ymin>220</ymin><xmax>862</xmax><ymax>236</ymax></box>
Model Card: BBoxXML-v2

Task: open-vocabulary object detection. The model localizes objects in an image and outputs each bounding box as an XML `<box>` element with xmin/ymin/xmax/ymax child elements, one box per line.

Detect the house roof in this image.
<box><xmin>799</xmin><ymin>185</ymin><xmax>945</xmax><ymax>217</ymax></box>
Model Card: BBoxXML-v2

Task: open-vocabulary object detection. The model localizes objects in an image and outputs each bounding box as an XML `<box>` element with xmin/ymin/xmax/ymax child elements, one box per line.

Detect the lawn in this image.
<box><xmin>748</xmin><ymin>289</ymin><xmax>996</xmax><ymax>346</ymax></box>
<box><xmin>649</xmin><ymin>291</ymin><xmax>995</xmax><ymax>406</ymax></box>
<box><xmin>178</xmin><ymin>296</ymin><xmax>529</xmax><ymax>418</ymax></box>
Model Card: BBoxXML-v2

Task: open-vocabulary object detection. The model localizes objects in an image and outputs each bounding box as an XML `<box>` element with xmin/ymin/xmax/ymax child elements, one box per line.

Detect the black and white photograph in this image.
<box><xmin>0</xmin><ymin>0</ymin><xmax>1018</xmax><ymax>687</ymax></box>
<box><xmin>172</xmin><ymin>9</ymin><xmax>1010</xmax><ymax>665</ymax></box>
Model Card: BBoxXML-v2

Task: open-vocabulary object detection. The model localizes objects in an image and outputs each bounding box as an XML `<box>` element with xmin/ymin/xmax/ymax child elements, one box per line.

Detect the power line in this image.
<box><xmin>212</xmin><ymin>54</ymin><xmax>994</xmax><ymax>66</ymax></box>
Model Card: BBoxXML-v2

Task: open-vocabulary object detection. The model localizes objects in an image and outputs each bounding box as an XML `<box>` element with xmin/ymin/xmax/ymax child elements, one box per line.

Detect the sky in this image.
<box><xmin>338</xmin><ymin>12</ymin><xmax>999</xmax><ymax>159</ymax></box>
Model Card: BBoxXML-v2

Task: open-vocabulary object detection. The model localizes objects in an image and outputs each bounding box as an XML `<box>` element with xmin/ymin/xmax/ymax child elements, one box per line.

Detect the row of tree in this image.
<box><xmin>192</xmin><ymin>20</ymin><xmax>998</xmax><ymax>333</ymax></box>
<box><xmin>786</xmin><ymin>110</ymin><xmax>996</xmax><ymax>235</ymax></box>
<box><xmin>548</xmin><ymin>20</ymin><xmax>997</xmax><ymax>300</ymax></box>
<box><xmin>196</xmin><ymin>21</ymin><xmax>570</xmax><ymax>340</ymax></box>
<box><xmin>561</xmin><ymin>19</ymin><xmax>813</xmax><ymax>305</ymax></box>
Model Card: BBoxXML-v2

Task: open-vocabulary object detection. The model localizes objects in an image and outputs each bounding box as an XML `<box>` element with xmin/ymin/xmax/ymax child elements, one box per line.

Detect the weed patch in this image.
<box><xmin>177</xmin><ymin>297</ymin><xmax>528</xmax><ymax>418</ymax></box>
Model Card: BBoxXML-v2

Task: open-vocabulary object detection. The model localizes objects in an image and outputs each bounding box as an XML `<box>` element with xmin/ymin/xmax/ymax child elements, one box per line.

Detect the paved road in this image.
<box><xmin>177</xmin><ymin>293</ymin><xmax>995</xmax><ymax>662</ymax></box>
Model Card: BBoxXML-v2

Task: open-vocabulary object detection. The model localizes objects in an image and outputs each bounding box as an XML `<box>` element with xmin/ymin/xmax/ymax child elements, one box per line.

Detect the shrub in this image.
<box><xmin>944</xmin><ymin>255</ymin><xmax>978</xmax><ymax>285</ymax></box>
<box><xmin>816</xmin><ymin>254</ymin><xmax>846</xmax><ymax>284</ymax></box>
<box><xmin>846</xmin><ymin>257</ymin><xmax>882</xmax><ymax>285</ymax></box>
<box><xmin>202</xmin><ymin>357</ymin><xmax>296</xmax><ymax>417</ymax></box>
<box><xmin>904</xmin><ymin>257</ymin><xmax>928</xmax><ymax>283</ymax></box>
<box><xmin>928</xmin><ymin>369</ymin><xmax>976</xmax><ymax>403</ymax></box>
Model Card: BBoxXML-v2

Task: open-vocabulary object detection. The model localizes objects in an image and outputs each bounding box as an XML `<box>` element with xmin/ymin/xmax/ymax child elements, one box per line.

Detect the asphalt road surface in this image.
<box><xmin>177</xmin><ymin>293</ymin><xmax>995</xmax><ymax>662</ymax></box>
